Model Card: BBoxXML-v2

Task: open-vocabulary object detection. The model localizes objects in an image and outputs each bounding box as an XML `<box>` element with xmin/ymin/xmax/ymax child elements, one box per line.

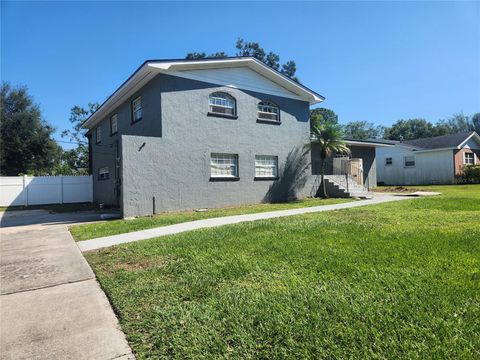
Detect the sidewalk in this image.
<box><xmin>0</xmin><ymin>210</ymin><xmax>134</xmax><ymax>360</ymax></box>
<box><xmin>79</xmin><ymin>194</ymin><xmax>411</xmax><ymax>252</ymax></box>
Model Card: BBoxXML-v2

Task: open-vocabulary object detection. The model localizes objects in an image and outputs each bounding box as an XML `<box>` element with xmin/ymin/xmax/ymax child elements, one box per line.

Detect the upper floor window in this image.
<box><xmin>257</xmin><ymin>101</ymin><xmax>279</xmax><ymax>122</ymax></box>
<box><xmin>404</xmin><ymin>156</ymin><xmax>415</xmax><ymax>167</ymax></box>
<box><xmin>132</xmin><ymin>96</ymin><xmax>142</xmax><ymax>123</ymax></box>
<box><xmin>464</xmin><ymin>152</ymin><xmax>474</xmax><ymax>165</ymax></box>
<box><xmin>110</xmin><ymin>114</ymin><xmax>118</xmax><ymax>135</ymax></box>
<box><xmin>209</xmin><ymin>92</ymin><xmax>236</xmax><ymax>116</ymax></box>
<box><xmin>96</xmin><ymin>126</ymin><xmax>102</xmax><ymax>143</ymax></box>
<box><xmin>385</xmin><ymin>157</ymin><xmax>393</xmax><ymax>166</ymax></box>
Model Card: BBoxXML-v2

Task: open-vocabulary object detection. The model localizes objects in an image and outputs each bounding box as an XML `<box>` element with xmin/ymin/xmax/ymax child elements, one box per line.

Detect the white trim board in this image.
<box><xmin>163</xmin><ymin>68</ymin><xmax>306</xmax><ymax>101</ymax></box>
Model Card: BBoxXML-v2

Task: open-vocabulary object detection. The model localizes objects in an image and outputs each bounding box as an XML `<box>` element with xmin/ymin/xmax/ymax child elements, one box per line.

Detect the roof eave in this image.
<box><xmin>81</xmin><ymin>57</ymin><xmax>324</xmax><ymax>129</ymax></box>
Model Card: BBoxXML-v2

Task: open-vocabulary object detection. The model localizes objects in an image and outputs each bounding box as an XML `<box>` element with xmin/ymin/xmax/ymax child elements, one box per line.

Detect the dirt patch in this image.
<box><xmin>373</xmin><ymin>186</ymin><xmax>418</xmax><ymax>193</ymax></box>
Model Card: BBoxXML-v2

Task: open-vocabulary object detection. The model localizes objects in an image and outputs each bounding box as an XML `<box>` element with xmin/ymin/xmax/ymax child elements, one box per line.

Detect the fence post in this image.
<box><xmin>23</xmin><ymin>174</ymin><xmax>28</xmax><ymax>207</ymax></box>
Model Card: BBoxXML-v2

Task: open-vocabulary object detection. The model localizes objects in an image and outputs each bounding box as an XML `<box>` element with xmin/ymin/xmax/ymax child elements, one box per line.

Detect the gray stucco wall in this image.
<box><xmin>310</xmin><ymin>145</ymin><xmax>377</xmax><ymax>188</ymax></box>
<box><xmin>120</xmin><ymin>73</ymin><xmax>313</xmax><ymax>217</ymax></box>
<box><xmin>90</xmin><ymin>74</ymin><xmax>164</xmax><ymax>206</ymax></box>
<box><xmin>350</xmin><ymin>146</ymin><xmax>377</xmax><ymax>187</ymax></box>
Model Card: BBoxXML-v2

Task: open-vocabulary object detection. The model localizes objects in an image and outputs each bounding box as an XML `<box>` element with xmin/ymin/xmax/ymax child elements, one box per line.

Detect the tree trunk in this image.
<box><xmin>319</xmin><ymin>155</ymin><xmax>328</xmax><ymax>198</ymax></box>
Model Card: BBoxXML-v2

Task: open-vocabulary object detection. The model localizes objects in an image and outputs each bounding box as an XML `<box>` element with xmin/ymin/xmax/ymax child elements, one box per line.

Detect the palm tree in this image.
<box><xmin>308</xmin><ymin>118</ymin><xmax>350</xmax><ymax>198</ymax></box>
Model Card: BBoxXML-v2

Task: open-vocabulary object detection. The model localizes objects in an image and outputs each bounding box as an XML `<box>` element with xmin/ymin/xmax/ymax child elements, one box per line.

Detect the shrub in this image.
<box><xmin>455</xmin><ymin>165</ymin><xmax>480</xmax><ymax>184</ymax></box>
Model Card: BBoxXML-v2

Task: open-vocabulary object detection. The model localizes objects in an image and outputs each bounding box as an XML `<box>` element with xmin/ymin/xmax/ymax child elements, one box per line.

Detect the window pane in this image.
<box><xmin>209</xmin><ymin>93</ymin><xmax>235</xmax><ymax>115</ymax></box>
<box><xmin>111</xmin><ymin>115</ymin><xmax>118</xmax><ymax>133</ymax></box>
<box><xmin>258</xmin><ymin>101</ymin><xmax>279</xmax><ymax>121</ymax></box>
<box><xmin>98</xmin><ymin>167</ymin><xmax>109</xmax><ymax>180</ymax></box>
<box><xmin>211</xmin><ymin>153</ymin><xmax>238</xmax><ymax>177</ymax></box>
<box><xmin>465</xmin><ymin>153</ymin><xmax>474</xmax><ymax>164</ymax></box>
<box><xmin>96</xmin><ymin>126</ymin><xmax>102</xmax><ymax>142</ymax></box>
<box><xmin>404</xmin><ymin>156</ymin><xmax>415</xmax><ymax>167</ymax></box>
<box><xmin>255</xmin><ymin>155</ymin><xmax>278</xmax><ymax>177</ymax></box>
<box><xmin>133</xmin><ymin>97</ymin><xmax>142</xmax><ymax>121</ymax></box>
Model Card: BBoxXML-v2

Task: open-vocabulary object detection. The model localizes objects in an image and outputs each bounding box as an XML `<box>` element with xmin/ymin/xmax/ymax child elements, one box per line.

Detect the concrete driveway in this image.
<box><xmin>0</xmin><ymin>209</ymin><xmax>134</xmax><ymax>360</ymax></box>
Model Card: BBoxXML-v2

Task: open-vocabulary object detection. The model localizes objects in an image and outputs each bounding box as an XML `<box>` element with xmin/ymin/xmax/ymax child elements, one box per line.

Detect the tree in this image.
<box><xmin>310</xmin><ymin>108</ymin><xmax>338</xmax><ymax>132</ymax></box>
<box><xmin>186</xmin><ymin>52</ymin><xmax>227</xmax><ymax>60</ymax></box>
<box><xmin>308</xmin><ymin>119</ymin><xmax>350</xmax><ymax>198</ymax></box>
<box><xmin>383</xmin><ymin>119</ymin><xmax>436</xmax><ymax>141</ymax></box>
<box><xmin>280</xmin><ymin>61</ymin><xmax>298</xmax><ymax>82</ymax></box>
<box><xmin>235</xmin><ymin>38</ymin><xmax>266</xmax><ymax>61</ymax></box>
<box><xmin>472</xmin><ymin>113</ymin><xmax>480</xmax><ymax>134</ymax></box>
<box><xmin>435</xmin><ymin>113</ymin><xmax>475</xmax><ymax>135</ymax></box>
<box><xmin>0</xmin><ymin>82</ymin><xmax>62</xmax><ymax>175</ymax></box>
<box><xmin>343</xmin><ymin>121</ymin><xmax>385</xmax><ymax>140</ymax></box>
<box><xmin>265</xmin><ymin>52</ymin><xmax>280</xmax><ymax>70</ymax></box>
<box><xmin>61</xmin><ymin>103</ymin><xmax>100</xmax><ymax>174</ymax></box>
<box><xmin>186</xmin><ymin>38</ymin><xmax>299</xmax><ymax>81</ymax></box>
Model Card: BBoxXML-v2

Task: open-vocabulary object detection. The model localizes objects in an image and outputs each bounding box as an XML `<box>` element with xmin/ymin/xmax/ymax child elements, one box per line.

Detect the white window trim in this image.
<box><xmin>404</xmin><ymin>155</ymin><xmax>415</xmax><ymax>167</ymax></box>
<box><xmin>210</xmin><ymin>153</ymin><xmax>238</xmax><ymax>178</ymax></box>
<box><xmin>96</xmin><ymin>126</ymin><xmax>102</xmax><ymax>143</ymax></box>
<box><xmin>111</xmin><ymin>114</ymin><xmax>118</xmax><ymax>135</ymax></box>
<box><xmin>464</xmin><ymin>152</ymin><xmax>475</xmax><ymax>165</ymax></box>
<box><xmin>98</xmin><ymin>167</ymin><xmax>109</xmax><ymax>180</ymax></box>
<box><xmin>257</xmin><ymin>101</ymin><xmax>280</xmax><ymax>121</ymax></box>
<box><xmin>132</xmin><ymin>96</ymin><xmax>142</xmax><ymax>122</ymax></box>
<box><xmin>255</xmin><ymin>155</ymin><xmax>278</xmax><ymax>178</ymax></box>
<box><xmin>209</xmin><ymin>93</ymin><xmax>236</xmax><ymax>116</ymax></box>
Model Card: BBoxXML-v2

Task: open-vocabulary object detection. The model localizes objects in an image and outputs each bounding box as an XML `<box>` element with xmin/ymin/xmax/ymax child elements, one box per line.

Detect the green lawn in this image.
<box><xmin>85</xmin><ymin>185</ymin><xmax>480</xmax><ymax>359</ymax></box>
<box><xmin>70</xmin><ymin>197</ymin><xmax>352</xmax><ymax>241</ymax></box>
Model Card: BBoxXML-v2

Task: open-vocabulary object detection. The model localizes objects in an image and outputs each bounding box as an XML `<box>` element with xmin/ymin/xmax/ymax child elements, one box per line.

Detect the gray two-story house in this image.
<box><xmin>82</xmin><ymin>57</ymin><xmax>382</xmax><ymax>218</ymax></box>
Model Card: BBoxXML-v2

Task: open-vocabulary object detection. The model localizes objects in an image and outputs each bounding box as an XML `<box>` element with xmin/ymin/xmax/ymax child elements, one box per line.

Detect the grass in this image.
<box><xmin>85</xmin><ymin>185</ymin><xmax>480</xmax><ymax>359</ymax></box>
<box><xmin>0</xmin><ymin>202</ymin><xmax>97</xmax><ymax>213</ymax></box>
<box><xmin>70</xmin><ymin>197</ymin><xmax>352</xmax><ymax>241</ymax></box>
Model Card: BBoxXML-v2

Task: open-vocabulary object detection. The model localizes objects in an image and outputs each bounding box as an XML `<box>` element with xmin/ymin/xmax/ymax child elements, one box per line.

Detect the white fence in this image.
<box><xmin>0</xmin><ymin>175</ymin><xmax>93</xmax><ymax>207</ymax></box>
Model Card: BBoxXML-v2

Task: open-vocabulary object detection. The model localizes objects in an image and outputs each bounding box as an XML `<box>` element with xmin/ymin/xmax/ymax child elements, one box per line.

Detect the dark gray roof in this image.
<box><xmin>402</xmin><ymin>132</ymin><xmax>476</xmax><ymax>149</ymax></box>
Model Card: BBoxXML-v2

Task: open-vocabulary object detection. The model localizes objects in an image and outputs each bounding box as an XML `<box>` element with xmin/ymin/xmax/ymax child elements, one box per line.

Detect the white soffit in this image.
<box><xmin>148</xmin><ymin>58</ymin><xmax>323</xmax><ymax>104</ymax></box>
<box><xmin>82</xmin><ymin>58</ymin><xmax>323</xmax><ymax>129</ymax></box>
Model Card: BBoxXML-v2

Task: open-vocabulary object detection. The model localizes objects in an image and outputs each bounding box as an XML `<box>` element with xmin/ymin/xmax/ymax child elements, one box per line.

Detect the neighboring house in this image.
<box><xmin>82</xmin><ymin>57</ymin><xmax>385</xmax><ymax>218</ymax></box>
<box><xmin>377</xmin><ymin>131</ymin><xmax>480</xmax><ymax>185</ymax></box>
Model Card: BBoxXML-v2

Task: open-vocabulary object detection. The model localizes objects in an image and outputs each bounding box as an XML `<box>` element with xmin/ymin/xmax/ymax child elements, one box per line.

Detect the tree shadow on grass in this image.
<box><xmin>264</xmin><ymin>146</ymin><xmax>310</xmax><ymax>203</ymax></box>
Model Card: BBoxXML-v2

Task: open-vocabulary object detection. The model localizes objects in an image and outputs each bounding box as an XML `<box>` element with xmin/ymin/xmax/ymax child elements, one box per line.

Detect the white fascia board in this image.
<box><xmin>82</xmin><ymin>58</ymin><xmax>324</xmax><ymax>129</ymax></box>
<box><xmin>162</xmin><ymin>69</ymin><xmax>307</xmax><ymax>102</ymax></box>
<box><xmin>345</xmin><ymin>140</ymin><xmax>393</xmax><ymax>147</ymax></box>
<box><xmin>413</xmin><ymin>147</ymin><xmax>455</xmax><ymax>153</ymax></box>
<box><xmin>82</xmin><ymin>65</ymin><xmax>156</xmax><ymax>129</ymax></box>
<box><xmin>457</xmin><ymin>132</ymin><xmax>480</xmax><ymax>149</ymax></box>
<box><xmin>394</xmin><ymin>143</ymin><xmax>422</xmax><ymax>150</ymax></box>
<box><xmin>148</xmin><ymin>58</ymin><xmax>324</xmax><ymax>104</ymax></box>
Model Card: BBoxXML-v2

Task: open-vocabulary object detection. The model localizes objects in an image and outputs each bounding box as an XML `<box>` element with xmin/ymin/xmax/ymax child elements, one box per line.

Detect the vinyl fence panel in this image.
<box><xmin>0</xmin><ymin>175</ymin><xmax>92</xmax><ymax>207</ymax></box>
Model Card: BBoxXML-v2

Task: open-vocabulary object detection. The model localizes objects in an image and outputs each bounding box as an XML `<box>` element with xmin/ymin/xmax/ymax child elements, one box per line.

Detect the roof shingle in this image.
<box><xmin>402</xmin><ymin>132</ymin><xmax>476</xmax><ymax>149</ymax></box>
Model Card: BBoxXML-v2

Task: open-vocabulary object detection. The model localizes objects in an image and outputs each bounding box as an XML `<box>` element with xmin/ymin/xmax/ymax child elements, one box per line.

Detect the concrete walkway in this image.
<box><xmin>0</xmin><ymin>210</ymin><xmax>134</xmax><ymax>360</ymax></box>
<box><xmin>79</xmin><ymin>194</ymin><xmax>412</xmax><ymax>252</ymax></box>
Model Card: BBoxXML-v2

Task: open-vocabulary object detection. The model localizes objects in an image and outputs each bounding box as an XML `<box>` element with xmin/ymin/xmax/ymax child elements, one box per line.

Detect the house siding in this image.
<box><xmin>453</xmin><ymin>147</ymin><xmax>480</xmax><ymax>175</ymax></box>
<box><xmin>310</xmin><ymin>145</ymin><xmax>377</xmax><ymax>187</ymax></box>
<box><xmin>377</xmin><ymin>147</ymin><xmax>455</xmax><ymax>185</ymax></box>
<box><xmin>120</xmin><ymin>74</ymin><xmax>312</xmax><ymax>217</ymax></box>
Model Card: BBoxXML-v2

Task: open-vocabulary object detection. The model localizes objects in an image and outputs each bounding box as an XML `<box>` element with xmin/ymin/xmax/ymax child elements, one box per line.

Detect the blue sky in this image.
<box><xmin>2</xmin><ymin>1</ymin><xmax>479</xmax><ymax>148</ymax></box>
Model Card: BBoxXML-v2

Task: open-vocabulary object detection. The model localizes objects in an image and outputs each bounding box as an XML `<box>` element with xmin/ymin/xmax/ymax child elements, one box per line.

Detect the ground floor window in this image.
<box><xmin>98</xmin><ymin>167</ymin><xmax>109</xmax><ymax>180</ymax></box>
<box><xmin>385</xmin><ymin>157</ymin><xmax>393</xmax><ymax>166</ymax></box>
<box><xmin>404</xmin><ymin>156</ymin><xmax>415</xmax><ymax>167</ymax></box>
<box><xmin>464</xmin><ymin>152</ymin><xmax>474</xmax><ymax>165</ymax></box>
<box><xmin>210</xmin><ymin>153</ymin><xmax>238</xmax><ymax>178</ymax></box>
<box><xmin>255</xmin><ymin>155</ymin><xmax>278</xmax><ymax>178</ymax></box>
